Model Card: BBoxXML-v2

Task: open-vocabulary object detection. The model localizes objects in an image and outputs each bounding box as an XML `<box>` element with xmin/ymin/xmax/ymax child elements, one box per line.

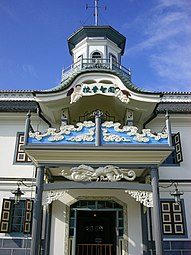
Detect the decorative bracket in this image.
<box><xmin>42</xmin><ymin>190</ymin><xmax>68</xmax><ymax>205</ymax></box>
<box><xmin>128</xmin><ymin>190</ymin><xmax>153</xmax><ymax>207</ymax></box>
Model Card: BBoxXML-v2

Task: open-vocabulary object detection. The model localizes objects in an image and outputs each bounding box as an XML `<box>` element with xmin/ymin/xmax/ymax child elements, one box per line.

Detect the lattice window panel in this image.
<box><xmin>16</xmin><ymin>133</ymin><xmax>31</xmax><ymax>163</ymax></box>
<box><xmin>162</xmin><ymin>132</ymin><xmax>183</xmax><ymax>165</ymax></box>
<box><xmin>0</xmin><ymin>199</ymin><xmax>33</xmax><ymax>233</ymax></box>
<box><xmin>161</xmin><ymin>201</ymin><xmax>185</xmax><ymax>235</ymax></box>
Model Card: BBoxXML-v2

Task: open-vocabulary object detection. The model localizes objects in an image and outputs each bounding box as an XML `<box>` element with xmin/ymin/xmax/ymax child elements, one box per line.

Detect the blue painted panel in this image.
<box><xmin>28</xmin><ymin>127</ymin><xmax>95</xmax><ymax>144</ymax></box>
<box><xmin>164</xmin><ymin>251</ymin><xmax>181</xmax><ymax>255</ymax></box>
<box><xmin>28</xmin><ymin>122</ymin><xmax>95</xmax><ymax>145</ymax></box>
<box><xmin>0</xmin><ymin>250</ymin><xmax>11</xmax><ymax>255</ymax></box>
<box><xmin>163</xmin><ymin>241</ymin><xmax>170</xmax><ymax>250</ymax></box>
<box><xmin>171</xmin><ymin>241</ymin><xmax>191</xmax><ymax>250</ymax></box>
<box><xmin>28</xmin><ymin>121</ymin><xmax>168</xmax><ymax>145</ymax></box>
<box><xmin>3</xmin><ymin>239</ymin><xmax>22</xmax><ymax>248</ymax></box>
<box><xmin>101</xmin><ymin>126</ymin><xmax>168</xmax><ymax>145</ymax></box>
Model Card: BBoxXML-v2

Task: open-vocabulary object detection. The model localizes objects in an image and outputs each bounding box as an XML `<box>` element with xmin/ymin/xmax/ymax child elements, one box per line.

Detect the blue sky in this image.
<box><xmin>0</xmin><ymin>0</ymin><xmax>191</xmax><ymax>92</ymax></box>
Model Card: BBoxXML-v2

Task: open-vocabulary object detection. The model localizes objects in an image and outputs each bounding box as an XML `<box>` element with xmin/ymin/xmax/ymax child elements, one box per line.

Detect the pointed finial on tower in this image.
<box><xmin>86</xmin><ymin>0</ymin><xmax>107</xmax><ymax>26</ymax></box>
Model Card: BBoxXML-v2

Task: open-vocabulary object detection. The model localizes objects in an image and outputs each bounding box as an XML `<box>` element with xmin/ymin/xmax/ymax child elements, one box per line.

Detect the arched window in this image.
<box><xmin>91</xmin><ymin>51</ymin><xmax>102</xmax><ymax>67</ymax></box>
<box><xmin>92</xmin><ymin>51</ymin><xmax>102</xmax><ymax>60</ymax></box>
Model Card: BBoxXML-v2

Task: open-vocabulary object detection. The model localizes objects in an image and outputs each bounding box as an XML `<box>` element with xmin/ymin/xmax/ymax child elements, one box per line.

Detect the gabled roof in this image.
<box><xmin>68</xmin><ymin>26</ymin><xmax>126</xmax><ymax>55</ymax></box>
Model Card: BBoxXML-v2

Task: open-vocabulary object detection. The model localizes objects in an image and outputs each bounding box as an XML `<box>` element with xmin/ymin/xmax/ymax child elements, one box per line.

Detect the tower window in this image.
<box><xmin>92</xmin><ymin>51</ymin><xmax>102</xmax><ymax>59</ymax></box>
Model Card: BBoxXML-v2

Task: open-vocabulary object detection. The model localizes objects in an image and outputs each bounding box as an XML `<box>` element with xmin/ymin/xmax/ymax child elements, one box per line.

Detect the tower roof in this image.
<box><xmin>68</xmin><ymin>26</ymin><xmax>126</xmax><ymax>55</ymax></box>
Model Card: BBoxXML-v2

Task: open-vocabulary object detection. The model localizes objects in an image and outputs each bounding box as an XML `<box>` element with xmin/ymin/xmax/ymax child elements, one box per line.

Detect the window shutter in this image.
<box><xmin>0</xmin><ymin>199</ymin><xmax>12</xmax><ymax>233</ymax></box>
<box><xmin>174</xmin><ymin>132</ymin><xmax>183</xmax><ymax>163</ymax></box>
<box><xmin>23</xmin><ymin>199</ymin><xmax>33</xmax><ymax>234</ymax></box>
<box><xmin>16</xmin><ymin>133</ymin><xmax>31</xmax><ymax>163</ymax></box>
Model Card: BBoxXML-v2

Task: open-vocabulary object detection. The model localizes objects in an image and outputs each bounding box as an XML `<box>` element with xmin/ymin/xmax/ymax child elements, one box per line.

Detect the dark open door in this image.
<box><xmin>76</xmin><ymin>210</ymin><xmax>116</xmax><ymax>255</ymax></box>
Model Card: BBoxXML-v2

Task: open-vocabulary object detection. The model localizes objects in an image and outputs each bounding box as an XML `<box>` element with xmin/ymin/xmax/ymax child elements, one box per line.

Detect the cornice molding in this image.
<box><xmin>0</xmin><ymin>92</ymin><xmax>35</xmax><ymax>101</ymax></box>
<box><xmin>161</xmin><ymin>95</ymin><xmax>191</xmax><ymax>103</ymax></box>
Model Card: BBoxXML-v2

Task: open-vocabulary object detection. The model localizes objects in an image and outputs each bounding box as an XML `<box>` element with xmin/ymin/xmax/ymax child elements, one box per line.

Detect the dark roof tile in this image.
<box><xmin>0</xmin><ymin>101</ymin><xmax>38</xmax><ymax>112</ymax></box>
<box><xmin>156</xmin><ymin>103</ymin><xmax>191</xmax><ymax>113</ymax></box>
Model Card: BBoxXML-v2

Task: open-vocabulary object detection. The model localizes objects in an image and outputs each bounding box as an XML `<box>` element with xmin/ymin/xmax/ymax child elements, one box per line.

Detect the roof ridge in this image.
<box><xmin>0</xmin><ymin>90</ymin><xmax>35</xmax><ymax>93</ymax></box>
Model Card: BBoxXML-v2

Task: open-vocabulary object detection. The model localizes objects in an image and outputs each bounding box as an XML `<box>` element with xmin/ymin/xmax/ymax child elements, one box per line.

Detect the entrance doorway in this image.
<box><xmin>69</xmin><ymin>200</ymin><xmax>124</xmax><ymax>255</ymax></box>
<box><xmin>76</xmin><ymin>211</ymin><xmax>116</xmax><ymax>255</ymax></box>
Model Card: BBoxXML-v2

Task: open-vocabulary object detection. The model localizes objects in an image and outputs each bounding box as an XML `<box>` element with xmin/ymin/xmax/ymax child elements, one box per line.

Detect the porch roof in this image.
<box><xmin>25</xmin><ymin>143</ymin><xmax>173</xmax><ymax>167</ymax></box>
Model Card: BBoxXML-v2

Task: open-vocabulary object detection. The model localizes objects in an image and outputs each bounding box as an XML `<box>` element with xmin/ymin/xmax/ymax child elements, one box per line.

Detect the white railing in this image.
<box><xmin>61</xmin><ymin>58</ymin><xmax>131</xmax><ymax>81</ymax></box>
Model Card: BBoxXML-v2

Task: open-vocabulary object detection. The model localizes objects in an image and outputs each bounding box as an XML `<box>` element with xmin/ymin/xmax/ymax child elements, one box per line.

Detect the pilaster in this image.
<box><xmin>30</xmin><ymin>165</ymin><xmax>45</xmax><ymax>255</ymax></box>
<box><xmin>150</xmin><ymin>167</ymin><xmax>163</xmax><ymax>255</ymax></box>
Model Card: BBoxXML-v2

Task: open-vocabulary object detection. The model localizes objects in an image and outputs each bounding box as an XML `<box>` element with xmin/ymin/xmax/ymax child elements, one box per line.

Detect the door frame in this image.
<box><xmin>66</xmin><ymin>197</ymin><xmax>128</xmax><ymax>255</ymax></box>
<box><xmin>76</xmin><ymin>209</ymin><xmax>117</xmax><ymax>246</ymax></box>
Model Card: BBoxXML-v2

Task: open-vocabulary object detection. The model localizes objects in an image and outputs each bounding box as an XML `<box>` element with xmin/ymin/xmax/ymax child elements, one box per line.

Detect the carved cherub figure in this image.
<box><xmin>70</xmin><ymin>84</ymin><xmax>83</xmax><ymax>104</ymax></box>
<box><xmin>115</xmin><ymin>87</ymin><xmax>130</xmax><ymax>104</ymax></box>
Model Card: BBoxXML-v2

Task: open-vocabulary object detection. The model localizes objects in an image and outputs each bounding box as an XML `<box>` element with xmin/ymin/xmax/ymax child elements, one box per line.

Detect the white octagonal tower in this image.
<box><xmin>68</xmin><ymin>26</ymin><xmax>126</xmax><ymax>65</ymax></box>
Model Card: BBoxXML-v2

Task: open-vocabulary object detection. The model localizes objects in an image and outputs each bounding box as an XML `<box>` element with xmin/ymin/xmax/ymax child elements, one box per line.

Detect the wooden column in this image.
<box><xmin>30</xmin><ymin>166</ymin><xmax>45</xmax><ymax>255</ymax></box>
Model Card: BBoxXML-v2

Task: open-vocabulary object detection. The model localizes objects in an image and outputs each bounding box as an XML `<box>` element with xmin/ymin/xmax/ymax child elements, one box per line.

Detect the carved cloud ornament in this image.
<box><xmin>29</xmin><ymin>120</ymin><xmax>168</xmax><ymax>145</ymax></box>
<box><xmin>29</xmin><ymin>121</ymin><xmax>95</xmax><ymax>142</ymax></box>
<box><xmin>60</xmin><ymin>165</ymin><xmax>136</xmax><ymax>182</ymax></box>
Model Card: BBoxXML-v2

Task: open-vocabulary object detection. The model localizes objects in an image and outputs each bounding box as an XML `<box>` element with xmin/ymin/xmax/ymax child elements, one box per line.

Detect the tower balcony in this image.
<box><xmin>61</xmin><ymin>57</ymin><xmax>131</xmax><ymax>82</ymax></box>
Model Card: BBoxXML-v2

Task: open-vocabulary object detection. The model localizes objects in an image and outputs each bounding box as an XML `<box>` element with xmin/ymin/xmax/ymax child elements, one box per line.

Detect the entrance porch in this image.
<box><xmin>23</xmin><ymin>112</ymin><xmax>174</xmax><ymax>255</ymax></box>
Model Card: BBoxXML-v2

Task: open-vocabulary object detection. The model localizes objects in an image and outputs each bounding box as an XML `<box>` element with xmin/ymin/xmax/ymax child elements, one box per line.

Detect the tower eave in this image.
<box><xmin>67</xmin><ymin>26</ymin><xmax>126</xmax><ymax>55</ymax></box>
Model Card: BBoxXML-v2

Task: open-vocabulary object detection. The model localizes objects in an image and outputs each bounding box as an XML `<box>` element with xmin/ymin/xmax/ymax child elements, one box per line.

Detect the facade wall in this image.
<box><xmin>50</xmin><ymin>189</ymin><xmax>143</xmax><ymax>255</ymax></box>
<box><xmin>72</xmin><ymin>39</ymin><xmax>121</xmax><ymax>63</ymax></box>
<box><xmin>150</xmin><ymin>114</ymin><xmax>191</xmax><ymax>179</ymax></box>
<box><xmin>0</xmin><ymin>113</ymin><xmax>46</xmax><ymax>236</ymax></box>
<box><xmin>149</xmin><ymin>113</ymin><xmax>191</xmax><ymax>251</ymax></box>
<box><xmin>0</xmin><ymin>109</ymin><xmax>190</xmax><ymax>254</ymax></box>
<box><xmin>73</xmin><ymin>40</ymin><xmax>88</xmax><ymax>62</ymax></box>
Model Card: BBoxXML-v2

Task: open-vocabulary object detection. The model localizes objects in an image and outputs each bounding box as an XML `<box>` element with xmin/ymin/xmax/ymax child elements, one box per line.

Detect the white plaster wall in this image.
<box><xmin>50</xmin><ymin>200</ymin><xmax>67</xmax><ymax>255</ymax></box>
<box><xmin>149</xmin><ymin>114</ymin><xmax>191</xmax><ymax>241</ymax></box>
<box><xmin>89</xmin><ymin>45</ymin><xmax>105</xmax><ymax>57</ymax></box>
<box><xmin>73</xmin><ymin>43</ymin><xmax>88</xmax><ymax>62</ymax></box>
<box><xmin>0</xmin><ymin>112</ymin><xmax>48</xmax><ymax>238</ymax></box>
<box><xmin>72</xmin><ymin>37</ymin><xmax>121</xmax><ymax>62</ymax></box>
<box><xmin>182</xmin><ymin>190</ymin><xmax>191</xmax><ymax>239</ymax></box>
<box><xmin>107</xmin><ymin>46</ymin><xmax>119</xmax><ymax>61</ymax></box>
<box><xmin>0</xmin><ymin>113</ymin><xmax>48</xmax><ymax>178</ymax></box>
<box><xmin>50</xmin><ymin>189</ymin><xmax>143</xmax><ymax>255</ymax></box>
<box><xmin>149</xmin><ymin>114</ymin><xmax>191</xmax><ymax>179</ymax></box>
<box><xmin>0</xmin><ymin>121</ymin><xmax>33</xmax><ymax>178</ymax></box>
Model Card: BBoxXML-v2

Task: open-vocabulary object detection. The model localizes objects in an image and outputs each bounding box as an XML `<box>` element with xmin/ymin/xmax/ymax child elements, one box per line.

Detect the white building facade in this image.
<box><xmin>0</xmin><ymin>24</ymin><xmax>191</xmax><ymax>255</ymax></box>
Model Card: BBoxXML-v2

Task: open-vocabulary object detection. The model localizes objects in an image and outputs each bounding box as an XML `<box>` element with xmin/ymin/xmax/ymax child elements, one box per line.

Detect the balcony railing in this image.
<box><xmin>24</xmin><ymin>111</ymin><xmax>173</xmax><ymax>166</ymax></box>
<box><xmin>61</xmin><ymin>57</ymin><xmax>131</xmax><ymax>81</ymax></box>
<box><xmin>77</xmin><ymin>244</ymin><xmax>113</xmax><ymax>255</ymax></box>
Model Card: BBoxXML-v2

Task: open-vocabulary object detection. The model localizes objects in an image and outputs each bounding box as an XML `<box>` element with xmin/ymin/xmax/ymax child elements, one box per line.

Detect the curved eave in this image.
<box><xmin>35</xmin><ymin>68</ymin><xmax>160</xmax><ymax>97</ymax></box>
<box><xmin>67</xmin><ymin>26</ymin><xmax>126</xmax><ymax>55</ymax></box>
